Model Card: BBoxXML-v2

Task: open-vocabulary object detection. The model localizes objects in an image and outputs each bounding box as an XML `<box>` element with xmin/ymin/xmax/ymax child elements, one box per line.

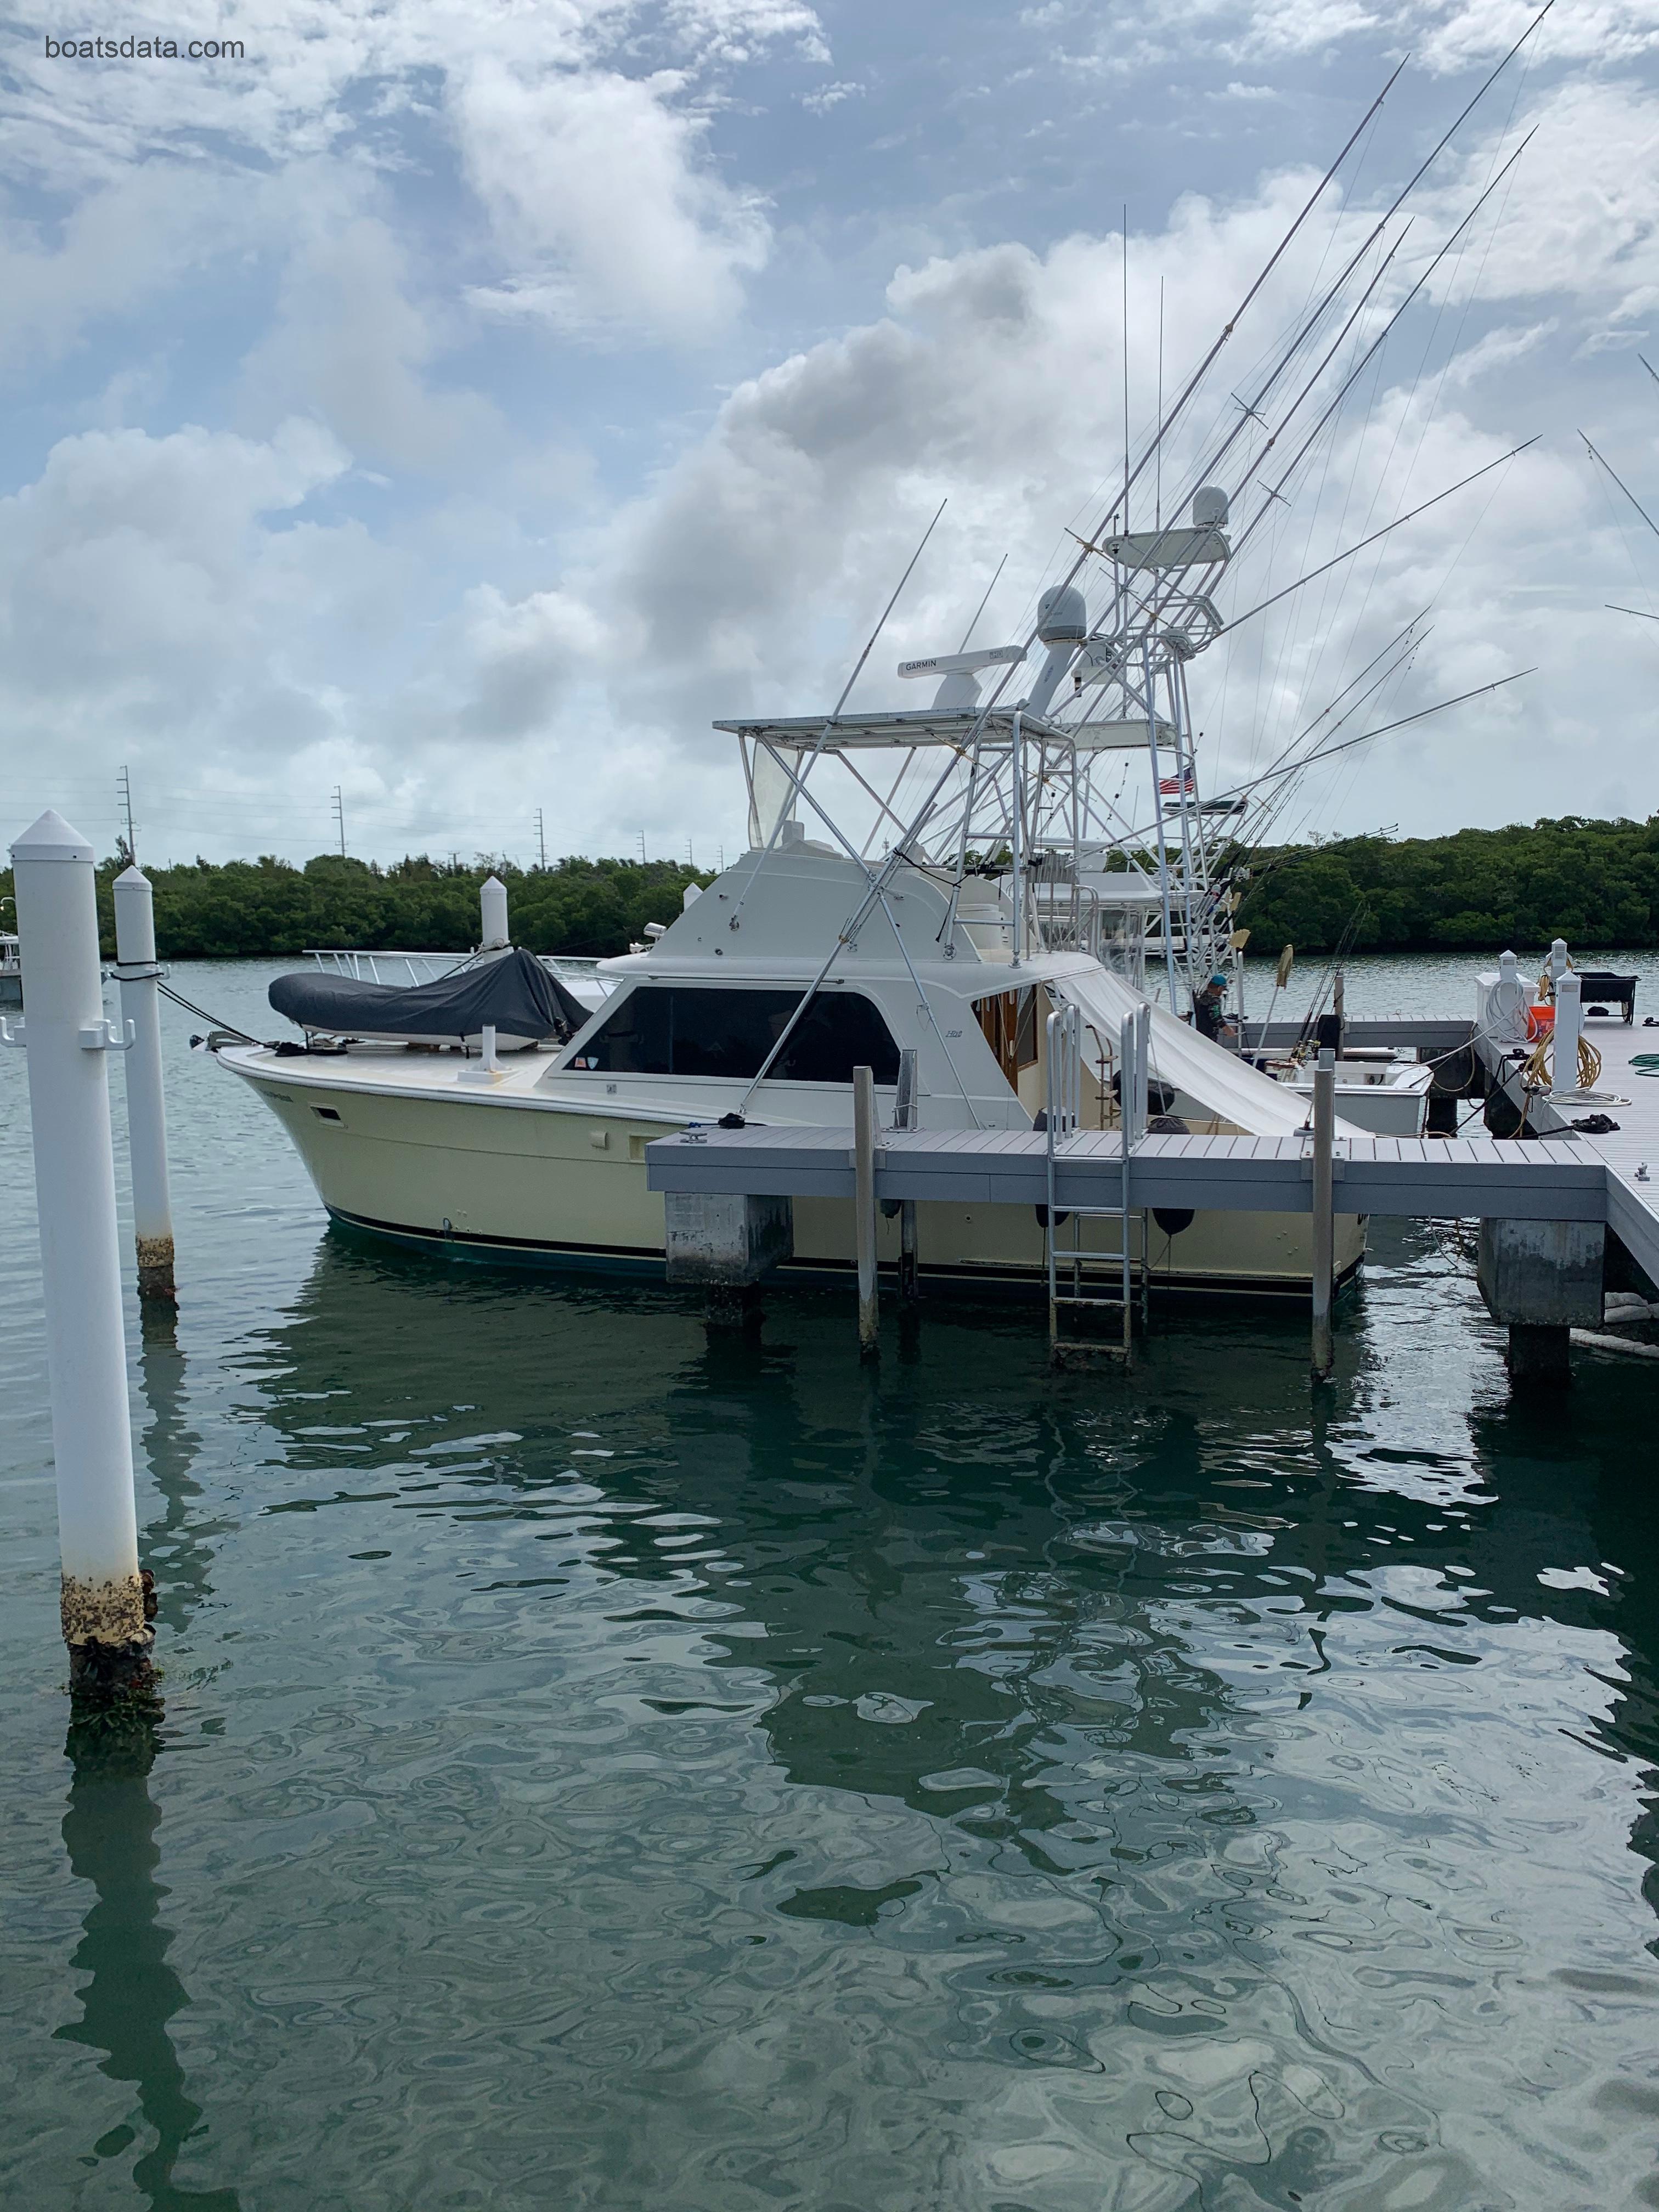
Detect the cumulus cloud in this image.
<box><xmin>444</xmin><ymin>123</ymin><xmax>1659</xmax><ymax>852</ymax></box>
<box><xmin>0</xmin><ymin>420</ymin><xmax>400</xmax><ymax>833</ymax></box>
<box><xmin>1</xmin><ymin>9</ymin><xmax>1656</xmax><ymax>865</ymax></box>
<box><xmin>240</xmin><ymin>205</ymin><xmax>504</xmax><ymax>470</ymax></box>
<box><xmin>1054</xmin><ymin>0</ymin><xmax>1658</xmax><ymax>75</ymax></box>
<box><xmin>456</xmin><ymin>60</ymin><xmax>770</xmax><ymax>341</ymax></box>
<box><xmin>1</xmin><ymin>0</ymin><xmax>827</xmax><ymax>347</ymax></box>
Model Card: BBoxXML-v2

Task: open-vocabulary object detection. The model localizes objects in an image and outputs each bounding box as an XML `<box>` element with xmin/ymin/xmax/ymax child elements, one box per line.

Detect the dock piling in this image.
<box><xmin>854</xmin><ymin>1064</ymin><xmax>879</xmax><ymax>1355</ymax></box>
<box><xmin>9</xmin><ymin>812</ymin><xmax>154</xmax><ymax>1703</ymax></box>
<box><xmin>480</xmin><ymin>874</ymin><xmax>509</xmax><ymax>951</ymax></box>
<box><xmin>112</xmin><ymin>867</ymin><xmax>175</xmax><ymax>1302</ymax></box>
<box><xmin>1311</xmin><ymin>1046</ymin><xmax>1335</xmax><ymax>1380</ymax></box>
<box><xmin>894</xmin><ymin>1048</ymin><xmax>919</xmax><ymax>1302</ymax></box>
<box><xmin>1553</xmin><ymin>969</ymin><xmax>1582</xmax><ymax>1097</ymax></box>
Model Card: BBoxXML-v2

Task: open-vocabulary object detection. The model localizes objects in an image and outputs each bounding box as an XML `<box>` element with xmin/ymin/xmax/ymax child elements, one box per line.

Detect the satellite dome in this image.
<box><xmin>1192</xmin><ymin>486</ymin><xmax>1229</xmax><ymax>528</ymax></box>
<box><xmin>1036</xmin><ymin>583</ymin><xmax>1088</xmax><ymax>644</ymax></box>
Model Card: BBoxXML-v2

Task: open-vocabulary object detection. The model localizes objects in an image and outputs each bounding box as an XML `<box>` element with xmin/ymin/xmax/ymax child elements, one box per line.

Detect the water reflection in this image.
<box><xmin>255</xmin><ymin>1232</ymin><xmax>1659</xmax><ymax>1871</ymax></box>
<box><xmin>51</xmin><ymin>1312</ymin><xmax>240</xmax><ymax>2210</ymax></box>
<box><xmin>98</xmin><ymin>1227</ymin><xmax>1659</xmax><ymax>2205</ymax></box>
<box><xmin>55</xmin><ymin>1719</ymin><xmax>240</xmax><ymax>2211</ymax></box>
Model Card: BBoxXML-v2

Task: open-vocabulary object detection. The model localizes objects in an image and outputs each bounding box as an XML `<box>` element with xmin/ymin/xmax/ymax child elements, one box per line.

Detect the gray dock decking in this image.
<box><xmin>647</xmin><ymin>1014</ymin><xmax>1659</xmax><ymax>1287</ymax></box>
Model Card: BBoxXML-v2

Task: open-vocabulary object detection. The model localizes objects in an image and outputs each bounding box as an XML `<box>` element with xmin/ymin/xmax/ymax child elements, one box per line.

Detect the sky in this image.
<box><xmin>1</xmin><ymin>0</ymin><xmax>1656</xmax><ymax>872</ymax></box>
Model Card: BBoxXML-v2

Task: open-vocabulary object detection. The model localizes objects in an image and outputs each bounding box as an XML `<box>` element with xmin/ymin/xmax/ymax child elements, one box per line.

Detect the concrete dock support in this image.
<box><xmin>854</xmin><ymin>1064</ymin><xmax>879</xmax><ymax>1355</ymax></box>
<box><xmin>9</xmin><ymin>811</ymin><xmax>154</xmax><ymax>1701</ymax></box>
<box><xmin>1476</xmin><ymin>1217</ymin><xmax>1605</xmax><ymax>1386</ymax></box>
<box><xmin>112</xmin><ymin>867</ymin><xmax>175</xmax><ymax>1302</ymax></box>
<box><xmin>664</xmin><ymin>1190</ymin><xmax>792</xmax><ymax>1286</ymax></box>
<box><xmin>1311</xmin><ymin>1046</ymin><xmax>1335</xmax><ymax>1380</ymax></box>
<box><xmin>480</xmin><ymin>874</ymin><xmax>509</xmax><ymax>950</ymax></box>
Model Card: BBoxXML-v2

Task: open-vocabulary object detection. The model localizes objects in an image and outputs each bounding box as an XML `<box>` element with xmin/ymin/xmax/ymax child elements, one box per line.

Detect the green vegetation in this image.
<box><xmin>4</xmin><ymin>816</ymin><xmax>1656</xmax><ymax>963</ymax></box>
<box><xmin>1235</xmin><ymin>817</ymin><xmax>1659</xmax><ymax>955</ymax></box>
<box><xmin>0</xmin><ymin>853</ymin><xmax>713</xmax><ymax>962</ymax></box>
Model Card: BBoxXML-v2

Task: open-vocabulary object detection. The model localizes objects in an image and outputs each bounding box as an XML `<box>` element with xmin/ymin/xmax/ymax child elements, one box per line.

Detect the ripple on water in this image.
<box><xmin>3</xmin><ymin>963</ymin><xmax>1659</xmax><ymax>2208</ymax></box>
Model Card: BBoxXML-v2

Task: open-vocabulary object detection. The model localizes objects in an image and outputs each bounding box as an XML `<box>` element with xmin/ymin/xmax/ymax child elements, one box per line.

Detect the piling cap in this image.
<box><xmin>10</xmin><ymin>808</ymin><xmax>94</xmax><ymax>866</ymax></box>
<box><xmin>115</xmin><ymin>864</ymin><xmax>151</xmax><ymax>889</ymax></box>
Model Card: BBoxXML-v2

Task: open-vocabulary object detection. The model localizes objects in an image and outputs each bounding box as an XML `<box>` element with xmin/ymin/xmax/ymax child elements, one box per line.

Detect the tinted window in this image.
<box><xmin>571</xmin><ymin>986</ymin><xmax>899</xmax><ymax>1085</ymax></box>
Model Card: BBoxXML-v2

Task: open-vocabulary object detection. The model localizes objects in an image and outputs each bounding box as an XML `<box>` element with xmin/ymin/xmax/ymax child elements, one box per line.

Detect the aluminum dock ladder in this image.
<box><xmin>1045</xmin><ymin>1001</ymin><xmax>1151</xmax><ymax>1363</ymax></box>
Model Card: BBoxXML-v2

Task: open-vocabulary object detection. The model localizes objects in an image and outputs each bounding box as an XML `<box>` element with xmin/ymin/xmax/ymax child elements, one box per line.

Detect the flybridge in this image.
<box><xmin>713</xmin><ymin>707</ymin><xmax>1071</xmax><ymax>751</ymax></box>
<box><xmin>715</xmin><ymin>708</ymin><xmax>1177</xmax><ymax>754</ymax></box>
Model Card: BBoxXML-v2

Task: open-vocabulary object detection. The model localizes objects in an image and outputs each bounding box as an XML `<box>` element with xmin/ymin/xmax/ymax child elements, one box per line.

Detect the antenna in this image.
<box><xmin>117</xmin><ymin>765</ymin><xmax>136</xmax><ymax>864</ymax></box>
<box><xmin>1155</xmin><ymin>276</ymin><xmax>1164</xmax><ymax>529</ymax></box>
<box><xmin>331</xmin><ymin>786</ymin><xmax>345</xmax><ymax>857</ymax></box>
<box><xmin>1121</xmin><ymin>207</ymin><xmax>1131</xmax><ymax>532</ymax></box>
<box><xmin>638</xmin><ymin>830</ymin><xmax>646</xmax><ymax>864</ymax></box>
<box><xmin>957</xmin><ymin>554</ymin><xmax>1008</xmax><ymax>652</ymax></box>
<box><xmin>535</xmin><ymin>806</ymin><xmax>547</xmax><ymax>870</ymax></box>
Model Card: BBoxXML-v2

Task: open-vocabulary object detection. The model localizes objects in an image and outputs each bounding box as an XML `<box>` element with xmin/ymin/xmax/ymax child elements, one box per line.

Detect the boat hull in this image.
<box><xmin>230</xmin><ymin>1055</ymin><xmax>1367</xmax><ymax>1303</ymax></box>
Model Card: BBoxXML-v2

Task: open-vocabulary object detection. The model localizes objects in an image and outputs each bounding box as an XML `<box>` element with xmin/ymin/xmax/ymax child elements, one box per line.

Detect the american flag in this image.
<box><xmin>1158</xmin><ymin>765</ymin><xmax>1197</xmax><ymax>797</ymax></box>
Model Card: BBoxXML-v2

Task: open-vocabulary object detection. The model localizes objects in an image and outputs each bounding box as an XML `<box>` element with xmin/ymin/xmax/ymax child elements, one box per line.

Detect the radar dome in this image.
<box><xmin>1036</xmin><ymin>583</ymin><xmax>1087</xmax><ymax>644</ymax></box>
<box><xmin>1192</xmin><ymin>486</ymin><xmax>1229</xmax><ymax>528</ymax></box>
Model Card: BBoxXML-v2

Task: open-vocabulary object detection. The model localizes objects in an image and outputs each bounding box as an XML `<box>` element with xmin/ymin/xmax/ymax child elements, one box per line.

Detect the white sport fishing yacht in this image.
<box><xmin>217</xmin><ymin>579</ymin><xmax>1367</xmax><ymax>1301</ymax></box>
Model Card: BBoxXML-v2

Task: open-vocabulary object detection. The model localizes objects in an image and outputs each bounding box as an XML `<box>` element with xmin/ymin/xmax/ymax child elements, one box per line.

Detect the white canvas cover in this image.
<box><xmin>1052</xmin><ymin>965</ymin><xmax>1365</xmax><ymax>1138</ymax></box>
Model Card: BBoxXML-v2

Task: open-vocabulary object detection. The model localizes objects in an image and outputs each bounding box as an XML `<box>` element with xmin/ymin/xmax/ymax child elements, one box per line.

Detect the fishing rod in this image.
<box><xmin>1581</xmin><ymin>433</ymin><xmax>1659</xmax><ymax>544</ymax></box>
<box><xmin>1211</xmin><ymin>439</ymin><xmax>1538</xmax><ymax>644</ymax></box>
<box><xmin>967</xmin><ymin>58</ymin><xmax>1414</xmax><ymax>739</ymax></box>
<box><xmin>1221</xmin><ymin>133</ymin><xmax>1537</xmax><ymax>577</ymax></box>
<box><xmin>1081</xmin><ymin>5</ymin><xmax>1555</xmax><ymax>650</ymax></box>
<box><xmin>1111</xmin><ymin>667</ymin><xmax>1536</xmax><ymax>852</ymax></box>
<box><xmin>727</xmin><ymin>496</ymin><xmax>947</xmax><ymax>923</ymax></box>
<box><xmin>1242</xmin><ymin>618</ymin><xmax>1431</xmax><ymax>827</ymax></box>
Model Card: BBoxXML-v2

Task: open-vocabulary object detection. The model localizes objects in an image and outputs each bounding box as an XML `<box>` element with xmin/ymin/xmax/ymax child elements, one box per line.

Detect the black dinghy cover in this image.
<box><xmin>269</xmin><ymin>949</ymin><xmax>589</xmax><ymax>1043</ymax></box>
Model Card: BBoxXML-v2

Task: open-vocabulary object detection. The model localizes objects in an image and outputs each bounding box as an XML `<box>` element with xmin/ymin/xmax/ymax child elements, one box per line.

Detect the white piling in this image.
<box><xmin>1311</xmin><ymin>1045</ymin><xmax>1336</xmax><ymax>1381</ymax></box>
<box><xmin>9</xmin><ymin>812</ymin><xmax>153</xmax><ymax>1699</ymax></box>
<box><xmin>480</xmin><ymin>875</ymin><xmax>509</xmax><ymax>951</ymax></box>
<box><xmin>1553</xmin><ymin>968</ymin><xmax>1583</xmax><ymax>1097</ymax></box>
<box><xmin>1548</xmin><ymin>938</ymin><xmax>1570</xmax><ymax>986</ymax></box>
<box><xmin>894</xmin><ymin>1048</ymin><xmax>919</xmax><ymax>1301</ymax></box>
<box><xmin>854</xmin><ymin>1063</ymin><xmax>879</xmax><ymax>1356</ymax></box>
<box><xmin>112</xmin><ymin>867</ymin><xmax>175</xmax><ymax>1301</ymax></box>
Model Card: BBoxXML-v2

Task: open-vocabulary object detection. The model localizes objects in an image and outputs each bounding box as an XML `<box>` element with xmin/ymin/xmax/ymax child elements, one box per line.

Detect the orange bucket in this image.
<box><xmin>1526</xmin><ymin>1003</ymin><xmax>1555</xmax><ymax>1041</ymax></box>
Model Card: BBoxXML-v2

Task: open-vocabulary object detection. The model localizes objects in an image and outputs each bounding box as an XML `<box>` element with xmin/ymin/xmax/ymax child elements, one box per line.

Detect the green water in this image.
<box><xmin>4</xmin><ymin>961</ymin><xmax>1659</xmax><ymax>2210</ymax></box>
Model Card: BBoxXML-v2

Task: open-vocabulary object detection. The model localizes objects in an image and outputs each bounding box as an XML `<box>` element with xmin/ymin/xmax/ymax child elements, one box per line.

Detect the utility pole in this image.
<box><xmin>638</xmin><ymin>831</ymin><xmax>646</xmax><ymax>864</ymax></box>
<box><xmin>116</xmin><ymin>766</ymin><xmax>136</xmax><ymax>865</ymax></box>
<box><xmin>686</xmin><ymin>837</ymin><xmax>694</xmax><ymax>868</ymax></box>
<box><xmin>331</xmin><ymin>787</ymin><xmax>345</xmax><ymax>858</ymax></box>
<box><xmin>535</xmin><ymin>808</ymin><xmax>547</xmax><ymax>871</ymax></box>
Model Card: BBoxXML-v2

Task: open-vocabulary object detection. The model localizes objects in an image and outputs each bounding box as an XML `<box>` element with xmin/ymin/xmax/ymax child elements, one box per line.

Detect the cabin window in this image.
<box><xmin>973</xmin><ymin>987</ymin><xmax>1039</xmax><ymax>1086</ymax></box>
<box><xmin>569</xmin><ymin>986</ymin><xmax>900</xmax><ymax>1085</ymax></box>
